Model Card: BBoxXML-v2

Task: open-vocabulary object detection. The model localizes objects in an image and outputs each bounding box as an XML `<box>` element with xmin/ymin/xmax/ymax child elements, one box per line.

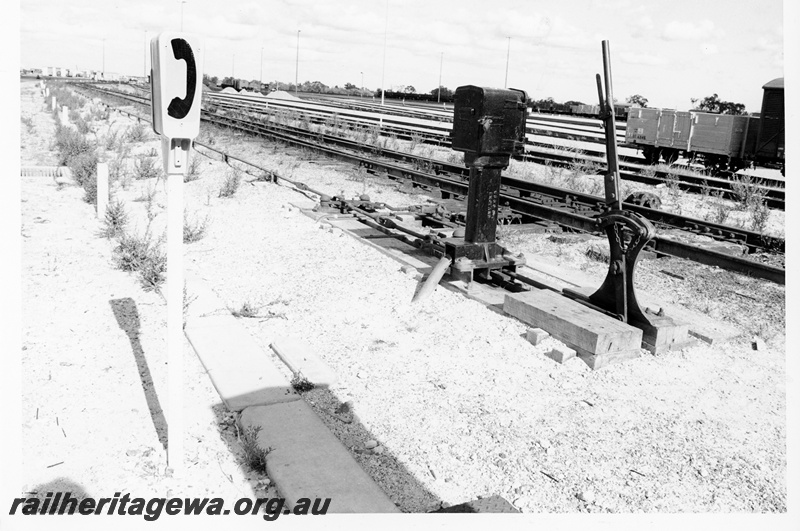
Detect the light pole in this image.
<box><xmin>437</xmin><ymin>51</ymin><xmax>443</xmax><ymax>103</ymax></box>
<box><xmin>504</xmin><ymin>36</ymin><xmax>511</xmax><ymax>88</ymax></box>
<box><xmin>380</xmin><ymin>0</ymin><xmax>388</xmax><ymax>105</ymax></box>
<box><xmin>180</xmin><ymin>1</ymin><xmax>187</xmax><ymax>31</ymax></box>
<box><xmin>102</xmin><ymin>38</ymin><xmax>105</xmax><ymax>75</ymax></box>
<box><xmin>232</xmin><ymin>54</ymin><xmax>235</xmax><ymax>78</ymax></box>
<box><xmin>360</xmin><ymin>71</ymin><xmax>364</xmax><ymax>98</ymax></box>
<box><xmin>295</xmin><ymin>30</ymin><xmax>300</xmax><ymax>96</ymax></box>
<box><xmin>260</xmin><ymin>47</ymin><xmax>264</xmax><ymax>90</ymax></box>
<box><xmin>143</xmin><ymin>31</ymin><xmax>147</xmax><ymax>78</ymax></box>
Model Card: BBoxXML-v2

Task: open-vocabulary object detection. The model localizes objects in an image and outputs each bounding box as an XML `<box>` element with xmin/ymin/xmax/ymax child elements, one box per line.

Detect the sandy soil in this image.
<box><xmin>19</xmin><ymin>80</ymin><xmax>787</xmax><ymax>516</ymax></box>
<box><xmin>18</xmin><ymin>80</ymin><xmax>281</xmax><ymax>515</ymax></box>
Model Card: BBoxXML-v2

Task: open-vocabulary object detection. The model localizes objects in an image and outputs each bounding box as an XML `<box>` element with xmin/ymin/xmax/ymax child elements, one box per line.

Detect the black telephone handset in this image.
<box><xmin>167</xmin><ymin>38</ymin><xmax>197</xmax><ymax>119</ymax></box>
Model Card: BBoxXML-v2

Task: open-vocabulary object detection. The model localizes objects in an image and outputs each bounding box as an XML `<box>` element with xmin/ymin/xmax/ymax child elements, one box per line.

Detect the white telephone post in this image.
<box><xmin>150</xmin><ymin>32</ymin><xmax>203</xmax><ymax>473</ymax></box>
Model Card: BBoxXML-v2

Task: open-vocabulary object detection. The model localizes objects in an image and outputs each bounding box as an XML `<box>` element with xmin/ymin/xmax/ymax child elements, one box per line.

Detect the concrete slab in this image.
<box><xmin>240</xmin><ymin>402</ymin><xmax>400</xmax><ymax>513</ymax></box>
<box><xmin>184</xmin><ymin>279</ymin><xmax>300</xmax><ymax>411</ymax></box>
<box><xmin>270</xmin><ymin>337</ymin><xmax>338</xmax><ymax>388</ymax></box>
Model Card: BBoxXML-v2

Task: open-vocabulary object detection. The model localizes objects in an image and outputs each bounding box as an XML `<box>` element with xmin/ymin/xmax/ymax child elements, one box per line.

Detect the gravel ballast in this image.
<box><xmin>18</xmin><ymin>80</ymin><xmax>787</xmax><ymax>515</ymax></box>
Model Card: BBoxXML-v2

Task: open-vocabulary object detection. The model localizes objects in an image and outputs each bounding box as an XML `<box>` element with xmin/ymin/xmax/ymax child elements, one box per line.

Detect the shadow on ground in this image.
<box><xmin>109</xmin><ymin>297</ymin><xmax>168</xmax><ymax>451</ymax></box>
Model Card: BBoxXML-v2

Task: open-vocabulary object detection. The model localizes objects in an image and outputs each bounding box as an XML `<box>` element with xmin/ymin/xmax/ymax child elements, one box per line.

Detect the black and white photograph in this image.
<box><xmin>4</xmin><ymin>0</ymin><xmax>796</xmax><ymax>527</ymax></box>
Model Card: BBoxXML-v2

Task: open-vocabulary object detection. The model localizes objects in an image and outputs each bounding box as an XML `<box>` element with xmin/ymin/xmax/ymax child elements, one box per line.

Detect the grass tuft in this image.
<box><xmin>239</xmin><ymin>426</ymin><xmax>272</xmax><ymax>474</ymax></box>
<box><xmin>183</xmin><ymin>212</ymin><xmax>209</xmax><ymax>243</ymax></box>
<box><xmin>218</xmin><ymin>168</ymin><xmax>242</xmax><ymax>198</ymax></box>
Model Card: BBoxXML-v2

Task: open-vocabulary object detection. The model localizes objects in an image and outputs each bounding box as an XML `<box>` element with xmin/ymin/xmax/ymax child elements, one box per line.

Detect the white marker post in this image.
<box><xmin>96</xmin><ymin>162</ymin><xmax>108</xmax><ymax>218</ymax></box>
<box><xmin>150</xmin><ymin>32</ymin><xmax>203</xmax><ymax>473</ymax></box>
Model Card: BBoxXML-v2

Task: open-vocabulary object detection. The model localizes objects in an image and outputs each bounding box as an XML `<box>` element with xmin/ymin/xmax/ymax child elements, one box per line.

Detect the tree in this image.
<box><xmin>691</xmin><ymin>93</ymin><xmax>746</xmax><ymax>115</ymax></box>
<box><xmin>563</xmin><ymin>100</ymin><xmax>585</xmax><ymax>107</ymax></box>
<box><xmin>404</xmin><ymin>85</ymin><xmax>416</xmax><ymax>94</ymax></box>
<box><xmin>344</xmin><ymin>82</ymin><xmax>356</xmax><ymax>90</ymax></box>
<box><xmin>430</xmin><ymin>86</ymin><xmax>453</xmax><ymax>100</ymax></box>
<box><xmin>626</xmin><ymin>94</ymin><xmax>648</xmax><ymax>107</ymax></box>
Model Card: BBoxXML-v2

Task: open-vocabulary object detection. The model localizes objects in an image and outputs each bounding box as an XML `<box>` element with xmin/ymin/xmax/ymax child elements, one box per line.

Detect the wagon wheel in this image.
<box><xmin>662</xmin><ymin>149</ymin><xmax>679</xmax><ymax>165</ymax></box>
<box><xmin>642</xmin><ymin>146</ymin><xmax>661</xmax><ymax>165</ymax></box>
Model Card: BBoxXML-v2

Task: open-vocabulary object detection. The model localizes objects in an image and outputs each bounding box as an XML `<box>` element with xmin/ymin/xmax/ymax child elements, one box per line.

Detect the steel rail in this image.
<box><xmin>86</xmin><ymin>83</ymin><xmax>786</xmax><ymax>203</ymax></box>
<box><xmin>76</xmin><ymin>84</ymin><xmax>785</xmax><ymax>282</ymax></box>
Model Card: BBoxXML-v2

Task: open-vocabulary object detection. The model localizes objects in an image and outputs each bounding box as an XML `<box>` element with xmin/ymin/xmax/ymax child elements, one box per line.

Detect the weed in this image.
<box><xmin>100</xmin><ymin>200</ymin><xmax>128</xmax><ymax>238</ymax></box>
<box><xmin>53</xmin><ymin>124</ymin><xmax>93</xmax><ymax>165</ymax></box>
<box><xmin>230</xmin><ymin>301</ymin><xmax>261</xmax><ymax>318</ymax></box>
<box><xmin>290</xmin><ymin>374</ymin><xmax>315</xmax><ymax>393</ymax></box>
<box><xmin>238</xmin><ymin>426</ymin><xmax>272</xmax><ymax>474</ymax></box>
<box><xmin>730</xmin><ymin>173</ymin><xmax>765</xmax><ymax>209</ymax></box>
<box><xmin>183</xmin><ymin>212</ymin><xmax>209</xmax><ymax>243</ymax></box>
<box><xmin>699</xmin><ymin>179</ymin><xmax>712</xmax><ymax>205</ymax></box>
<box><xmin>83</xmin><ymin>173</ymin><xmax>98</xmax><ymax>204</ymax></box>
<box><xmin>20</xmin><ymin>115</ymin><xmax>34</xmax><ymax>133</ymax></box>
<box><xmin>218</xmin><ymin>168</ymin><xmax>242</xmax><ymax>198</ymax></box>
<box><xmin>67</xmin><ymin>150</ymin><xmax>99</xmax><ymax>187</ymax></box>
<box><xmin>104</xmin><ymin>128</ymin><xmax>120</xmax><ymax>150</ymax></box>
<box><xmin>113</xmin><ymin>229</ymin><xmax>166</xmax><ymax>290</ymax></box>
<box><xmin>568</xmin><ymin>154</ymin><xmax>602</xmax><ymax>177</ymax></box>
<box><xmin>446</xmin><ymin>151</ymin><xmax>463</xmax><ymax>165</ymax></box>
<box><xmin>133</xmin><ymin>154</ymin><xmax>161</xmax><ymax>180</ymax></box>
<box><xmin>184</xmin><ymin>155</ymin><xmax>203</xmax><ymax>182</ymax></box>
<box><xmin>125</xmin><ymin>122</ymin><xmax>149</xmax><ymax>143</ymax></box>
<box><xmin>662</xmin><ymin>167</ymin><xmax>682</xmax><ymax>199</ymax></box>
<box><xmin>639</xmin><ymin>165</ymin><xmax>658</xmax><ymax>179</ymax></box>
<box><xmin>749</xmin><ymin>198</ymin><xmax>771</xmax><ymax>233</ymax></box>
<box><xmin>706</xmin><ymin>191</ymin><xmax>730</xmax><ymax>225</ymax></box>
<box><xmin>109</xmin><ymin>153</ymin><xmax>130</xmax><ymax>189</ymax></box>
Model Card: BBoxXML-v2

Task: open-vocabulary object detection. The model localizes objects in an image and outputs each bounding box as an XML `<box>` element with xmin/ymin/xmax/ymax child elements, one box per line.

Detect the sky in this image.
<box><xmin>17</xmin><ymin>0</ymin><xmax>786</xmax><ymax>112</ymax></box>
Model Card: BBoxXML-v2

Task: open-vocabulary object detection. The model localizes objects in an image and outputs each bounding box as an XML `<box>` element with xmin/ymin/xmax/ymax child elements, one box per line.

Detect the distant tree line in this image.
<box><xmin>691</xmin><ymin>93</ymin><xmax>746</xmax><ymax>115</ymax></box>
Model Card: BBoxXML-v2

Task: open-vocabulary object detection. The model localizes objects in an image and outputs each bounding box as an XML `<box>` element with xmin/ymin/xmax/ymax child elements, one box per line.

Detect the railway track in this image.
<box><xmin>73</xmin><ymin>83</ymin><xmax>785</xmax><ymax>284</ymax></box>
<box><xmin>87</xmin><ymin>84</ymin><xmax>785</xmax><ymax>204</ymax></box>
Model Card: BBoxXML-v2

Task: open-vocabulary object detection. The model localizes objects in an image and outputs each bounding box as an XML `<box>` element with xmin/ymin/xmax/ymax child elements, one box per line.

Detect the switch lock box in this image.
<box><xmin>451</xmin><ymin>86</ymin><xmax>529</xmax><ymax>163</ymax></box>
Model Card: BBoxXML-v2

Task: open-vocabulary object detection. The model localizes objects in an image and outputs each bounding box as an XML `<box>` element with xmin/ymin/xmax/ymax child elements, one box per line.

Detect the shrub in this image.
<box><xmin>184</xmin><ymin>155</ymin><xmax>203</xmax><ymax>182</ymax></box>
<box><xmin>706</xmin><ymin>192</ymin><xmax>730</xmax><ymax>225</ymax></box>
<box><xmin>100</xmin><ymin>200</ymin><xmax>129</xmax><ymax>238</ymax></box>
<box><xmin>104</xmin><ymin>129</ymin><xmax>121</xmax><ymax>150</ymax></box>
<box><xmin>183</xmin><ymin>212</ymin><xmax>209</xmax><ymax>243</ymax></box>
<box><xmin>125</xmin><ymin>122</ymin><xmax>149</xmax><ymax>143</ymax></box>
<box><xmin>133</xmin><ymin>154</ymin><xmax>161</xmax><ymax>180</ymax></box>
<box><xmin>114</xmin><ymin>229</ymin><xmax>166</xmax><ymax>291</ymax></box>
<box><xmin>749</xmin><ymin>198</ymin><xmax>771</xmax><ymax>233</ymax></box>
<box><xmin>218</xmin><ymin>168</ymin><xmax>241</xmax><ymax>198</ymax></box>
<box><xmin>67</xmin><ymin>150</ymin><xmax>99</xmax><ymax>187</ymax></box>
<box><xmin>730</xmin><ymin>173</ymin><xmax>765</xmax><ymax>209</ymax></box>
<box><xmin>21</xmin><ymin>116</ymin><xmax>34</xmax><ymax>133</ymax></box>
<box><xmin>83</xmin><ymin>174</ymin><xmax>98</xmax><ymax>204</ymax></box>
<box><xmin>53</xmin><ymin>125</ymin><xmax>93</xmax><ymax>166</ymax></box>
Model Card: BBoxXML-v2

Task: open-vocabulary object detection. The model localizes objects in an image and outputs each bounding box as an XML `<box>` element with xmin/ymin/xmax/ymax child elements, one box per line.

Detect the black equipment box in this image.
<box><xmin>451</xmin><ymin>86</ymin><xmax>528</xmax><ymax>158</ymax></box>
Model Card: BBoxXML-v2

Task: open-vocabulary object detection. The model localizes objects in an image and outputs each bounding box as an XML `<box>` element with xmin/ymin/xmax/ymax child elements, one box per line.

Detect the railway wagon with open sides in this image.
<box><xmin>625</xmin><ymin>78</ymin><xmax>784</xmax><ymax>174</ymax></box>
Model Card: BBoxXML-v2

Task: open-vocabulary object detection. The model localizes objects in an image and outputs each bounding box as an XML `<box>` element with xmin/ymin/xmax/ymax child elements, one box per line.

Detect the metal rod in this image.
<box><xmin>437</xmin><ymin>52</ymin><xmax>443</xmax><ymax>103</ymax></box>
<box><xmin>504</xmin><ymin>37</ymin><xmax>511</xmax><ymax>88</ymax></box>
<box><xmin>598</xmin><ymin>40</ymin><xmax>621</xmax><ymax>210</ymax></box>
<box><xmin>295</xmin><ymin>30</ymin><xmax>300</xmax><ymax>96</ymax></box>
<box><xmin>380</xmin><ymin>0</ymin><xmax>388</xmax><ymax>105</ymax></box>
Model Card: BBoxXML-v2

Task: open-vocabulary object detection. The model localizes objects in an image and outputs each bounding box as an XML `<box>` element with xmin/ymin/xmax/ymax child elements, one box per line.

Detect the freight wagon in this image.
<box><xmin>625</xmin><ymin>78</ymin><xmax>784</xmax><ymax>174</ymax></box>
